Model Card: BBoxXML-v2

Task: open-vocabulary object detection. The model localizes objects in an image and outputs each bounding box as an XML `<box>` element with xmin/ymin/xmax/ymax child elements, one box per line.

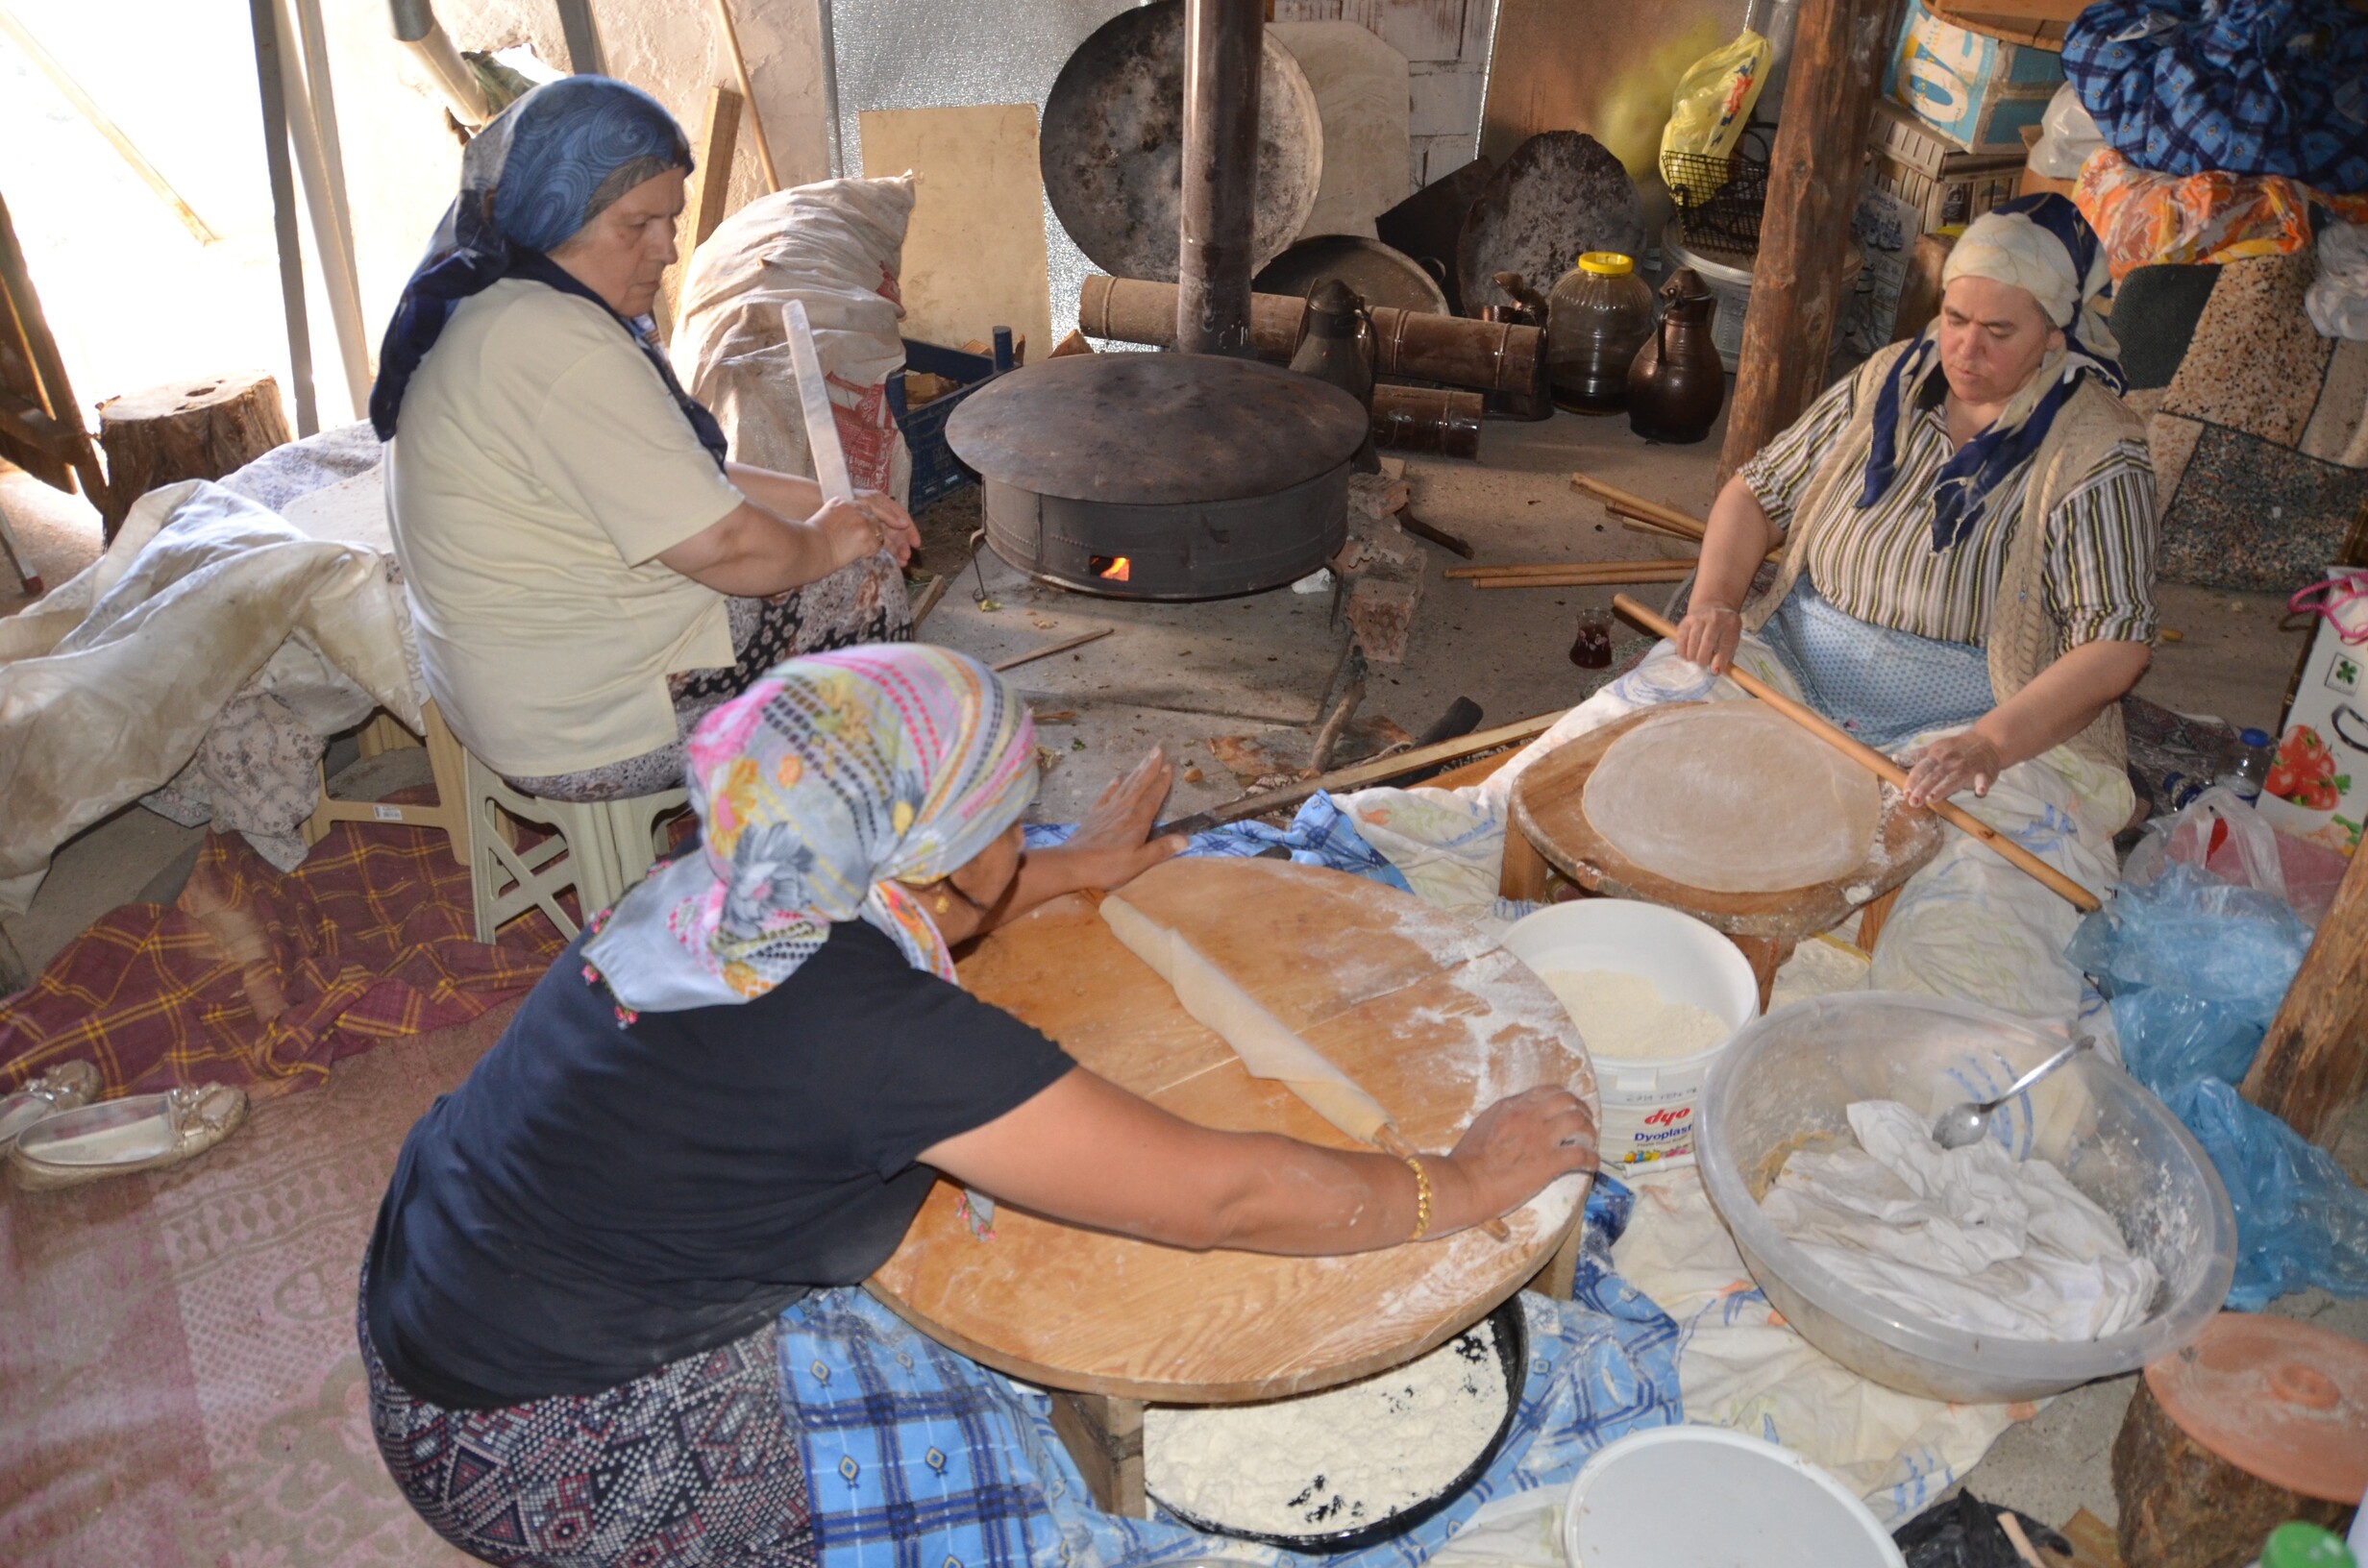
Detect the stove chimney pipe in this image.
<box><xmin>1176</xmin><ymin>0</ymin><xmax>1262</xmax><ymax>356</ymax></box>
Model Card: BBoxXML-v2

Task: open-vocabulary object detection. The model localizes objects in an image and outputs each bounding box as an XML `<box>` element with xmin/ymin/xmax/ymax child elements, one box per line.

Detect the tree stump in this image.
<box><xmin>95</xmin><ymin>371</ymin><xmax>291</xmax><ymax>537</ymax></box>
<box><xmin>2112</xmin><ymin>1379</ymin><xmax>2352</xmax><ymax>1568</ymax></box>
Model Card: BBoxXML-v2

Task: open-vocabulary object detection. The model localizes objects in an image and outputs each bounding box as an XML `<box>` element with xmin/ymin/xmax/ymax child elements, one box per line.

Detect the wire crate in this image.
<box><xmin>1660</xmin><ymin>142</ymin><xmax>1772</xmax><ymax>257</ymax></box>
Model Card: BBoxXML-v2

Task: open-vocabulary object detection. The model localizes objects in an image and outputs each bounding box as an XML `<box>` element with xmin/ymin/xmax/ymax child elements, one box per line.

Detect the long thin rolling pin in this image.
<box><xmin>1609</xmin><ymin>595</ymin><xmax>2103</xmax><ymax>914</ymax></box>
<box><xmin>783</xmin><ymin>299</ymin><xmax>854</xmax><ymax>503</ymax></box>
<box><xmin>1569</xmin><ymin>474</ymin><xmax>1706</xmax><ymax>539</ymax></box>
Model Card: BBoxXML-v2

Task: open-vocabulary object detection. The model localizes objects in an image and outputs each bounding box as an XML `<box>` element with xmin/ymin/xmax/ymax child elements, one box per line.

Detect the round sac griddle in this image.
<box><xmin>1456</xmin><ymin>132</ymin><xmax>1644</xmax><ymax>314</ymax></box>
<box><xmin>945</xmin><ymin>354</ymin><xmax>1367</xmax><ymax>600</ymax></box>
<box><xmin>1041</xmin><ymin>0</ymin><xmax>1322</xmax><ymax>282</ymax></box>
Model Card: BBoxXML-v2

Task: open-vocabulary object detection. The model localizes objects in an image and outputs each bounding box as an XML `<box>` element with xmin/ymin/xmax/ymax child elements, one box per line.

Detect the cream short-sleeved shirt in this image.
<box><xmin>387</xmin><ymin>279</ymin><xmax>745</xmax><ymax>777</ymax></box>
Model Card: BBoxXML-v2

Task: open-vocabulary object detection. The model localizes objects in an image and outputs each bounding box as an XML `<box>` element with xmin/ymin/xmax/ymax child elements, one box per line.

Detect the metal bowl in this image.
<box><xmin>1146</xmin><ymin>1293</ymin><xmax>1531</xmax><ymax>1553</ymax></box>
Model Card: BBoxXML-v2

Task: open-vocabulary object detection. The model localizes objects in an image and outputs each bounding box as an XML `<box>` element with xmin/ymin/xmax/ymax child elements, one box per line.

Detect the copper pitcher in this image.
<box><xmin>1627</xmin><ymin>268</ymin><xmax>1726</xmax><ymax>444</ymax></box>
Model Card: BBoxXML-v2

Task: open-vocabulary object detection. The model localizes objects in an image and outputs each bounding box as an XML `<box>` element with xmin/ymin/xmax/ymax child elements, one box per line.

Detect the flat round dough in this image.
<box><xmin>1581</xmin><ymin>705</ymin><xmax>1881</xmax><ymax>894</ymax></box>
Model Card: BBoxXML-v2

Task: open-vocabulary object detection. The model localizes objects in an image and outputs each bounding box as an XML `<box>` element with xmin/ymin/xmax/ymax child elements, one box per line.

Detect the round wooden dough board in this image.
<box><xmin>868</xmin><ymin>857</ymin><xmax>1597</xmax><ymax>1404</ymax></box>
<box><xmin>1510</xmin><ymin>704</ymin><xmax>1947</xmax><ymax>941</ymax></box>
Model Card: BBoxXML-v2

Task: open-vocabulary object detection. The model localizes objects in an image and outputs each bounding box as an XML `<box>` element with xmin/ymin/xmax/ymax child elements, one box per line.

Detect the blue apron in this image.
<box><xmin>1757</xmin><ymin>577</ymin><xmax>1995</xmax><ymax>752</ymax></box>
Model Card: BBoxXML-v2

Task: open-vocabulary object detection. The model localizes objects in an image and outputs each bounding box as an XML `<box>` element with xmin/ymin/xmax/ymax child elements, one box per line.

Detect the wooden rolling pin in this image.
<box><xmin>1609</xmin><ymin>594</ymin><xmax>2103</xmax><ymax>914</ymax></box>
<box><xmin>1569</xmin><ymin>473</ymin><xmax>1707</xmax><ymax>539</ymax></box>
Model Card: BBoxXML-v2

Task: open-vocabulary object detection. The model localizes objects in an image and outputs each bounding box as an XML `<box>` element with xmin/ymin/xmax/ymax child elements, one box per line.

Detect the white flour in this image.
<box><xmin>1146</xmin><ymin>1320</ymin><xmax>1506</xmax><ymax>1536</ymax></box>
<box><xmin>1538</xmin><ymin>969</ymin><xmax>1729</xmax><ymax>1062</ymax></box>
<box><xmin>1764</xmin><ymin>1100</ymin><xmax>2160</xmax><ymax>1341</ymax></box>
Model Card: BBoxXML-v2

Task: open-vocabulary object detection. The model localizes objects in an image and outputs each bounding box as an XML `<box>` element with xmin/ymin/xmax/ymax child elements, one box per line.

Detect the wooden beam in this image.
<box><xmin>710</xmin><ymin>0</ymin><xmax>778</xmax><ymax>192</ymax></box>
<box><xmin>0</xmin><ymin>191</ymin><xmax>108</xmax><ymax>509</ymax></box>
<box><xmin>2240</xmin><ymin>845</ymin><xmax>2368</xmax><ymax>1146</ymax></box>
<box><xmin>658</xmin><ymin>86</ymin><xmax>742</xmax><ymax>340</ymax></box>
<box><xmin>1045</xmin><ymin>1389</ymin><xmax>1147</xmax><ymax>1518</ymax></box>
<box><xmin>247</xmin><ymin>0</ymin><xmax>319</xmax><ymax>436</ymax></box>
<box><xmin>0</xmin><ymin>5</ymin><xmax>220</xmax><ymax>246</ymax></box>
<box><xmin>1715</xmin><ymin>0</ymin><xmax>1901</xmax><ymax>484</ymax></box>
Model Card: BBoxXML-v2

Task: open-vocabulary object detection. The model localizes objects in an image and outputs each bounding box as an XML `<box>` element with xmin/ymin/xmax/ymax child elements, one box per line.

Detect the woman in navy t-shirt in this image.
<box><xmin>360</xmin><ymin>645</ymin><xmax>1595</xmax><ymax>1568</ymax></box>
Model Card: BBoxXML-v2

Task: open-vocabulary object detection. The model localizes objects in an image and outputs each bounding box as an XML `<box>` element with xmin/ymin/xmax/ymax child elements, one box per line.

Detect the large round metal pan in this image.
<box><xmin>1041</xmin><ymin>0</ymin><xmax>1322</xmax><ymax>282</ymax></box>
<box><xmin>1456</xmin><ymin>132</ymin><xmax>1644</xmax><ymax>314</ymax></box>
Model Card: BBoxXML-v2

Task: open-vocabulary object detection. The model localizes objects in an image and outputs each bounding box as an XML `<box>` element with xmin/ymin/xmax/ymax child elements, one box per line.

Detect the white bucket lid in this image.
<box><xmin>1563</xmin><ymin>1427</ymin><xmax>1906</xmax><ymax>1568</ymax></box>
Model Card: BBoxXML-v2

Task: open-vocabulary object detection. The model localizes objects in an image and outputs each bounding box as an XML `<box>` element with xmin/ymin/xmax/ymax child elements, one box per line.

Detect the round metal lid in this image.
<box><xmin>945</xmin><ymin>354</ymin><xmax>1368</xmax><ymax>505</ymax></box>
<box><xmin>2145</xmin><ymin>1311</ymin><xmax>2368</xmax><ymax>1504</ymax></box>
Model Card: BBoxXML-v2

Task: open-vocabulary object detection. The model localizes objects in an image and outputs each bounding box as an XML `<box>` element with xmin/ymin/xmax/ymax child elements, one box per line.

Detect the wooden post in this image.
<box><xmin>96</xmin><ymin>373</ymin><xmax>291</xmax><ymax>535</ymax></box>
<box><xmin>1046</xmin><ymin>1390</ymin><xmax>1147</xmax><ymax>1518</ymax></box>
<box><xmin>247</xmin><ymin>0</ymin><xmax>318</xmax><ymax>437</ymax></box>
<box><xmin>710</xmin><ymin>0</ymin><xmax>778</xmax><ymax>192</ymax></box>
<box><xmin>2240</xmin><ymin>845</ymin><xmax>2368</xmax><ymax>1146</ymax></box>
<box><xmin>1714</xmin><ymin>0</ymin><xmax>1901</xmax><ymax>484</ymax></box>
<box><xmin>659</xmin><ymin>86</ymin><xmax>743</xmax><ymax>338</ymax></box>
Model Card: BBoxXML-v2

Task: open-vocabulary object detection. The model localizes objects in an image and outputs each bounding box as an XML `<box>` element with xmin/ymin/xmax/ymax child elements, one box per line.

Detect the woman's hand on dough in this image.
<box><xmin>1059</xmin><ymin>747</ymin><xmax>1189</xmax><ymax>890</ymax></box>
<box><xmin>1672</xmin><ymin>602</ymin><xmax>1743</xmax><ymax>674</ymax></box>
<box><xmin>1899</xmin><ymin>729</ymin><xmax>2006</xmax><ymax>806</ymax></box>
<box><xmin>813</xmin><ymin>495</ymin><xmax>915</xmax><ymax>571</ymax></box>
<box><xmin>1439</xmin><ymin>1087</ymin><xmax>1598</xmax><ymax>1228</ymax></box>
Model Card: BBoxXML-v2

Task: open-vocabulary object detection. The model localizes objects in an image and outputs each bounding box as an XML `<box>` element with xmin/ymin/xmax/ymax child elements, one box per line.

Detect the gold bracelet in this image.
<box><xmin>1402</xmin><ymin>1153</ymin><xmax>1433</xmax><ymax>1242</ymax></box>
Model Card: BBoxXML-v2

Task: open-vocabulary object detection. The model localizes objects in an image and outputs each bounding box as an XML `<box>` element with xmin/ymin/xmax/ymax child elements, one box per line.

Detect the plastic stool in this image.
<box><xmin>304</xmin><ymin>699</ymin><xmax>470</xmax><ymax>866</ymax></box>
<box><xmin>462</xmin><ymin>754</ymin><xmax>689</xmax><ymax>943</ymax></box>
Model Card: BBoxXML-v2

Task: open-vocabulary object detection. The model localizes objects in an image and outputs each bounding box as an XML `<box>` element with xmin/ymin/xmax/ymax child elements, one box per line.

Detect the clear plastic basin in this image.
<box><xmin>1696</xmin><ymin>992</ymin><xmax>2236</xmax><ymax>1404</ymax></box>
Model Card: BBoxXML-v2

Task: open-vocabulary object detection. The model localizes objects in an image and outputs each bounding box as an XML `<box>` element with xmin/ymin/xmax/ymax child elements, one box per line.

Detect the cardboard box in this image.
<box><xmin>1884</xmin><ymin>0</ymin><xmax>2065</xmax><ymax>155</ymax></box>
<box><xmin>1867</xmin><ymin>143</ymin><xmax>2024</xmax><ymax>233</ymax></box>
<box><xmin>2264</xmin><ymin>567</ymin><xmax>2368</xmax><ymax>857</ymax></box>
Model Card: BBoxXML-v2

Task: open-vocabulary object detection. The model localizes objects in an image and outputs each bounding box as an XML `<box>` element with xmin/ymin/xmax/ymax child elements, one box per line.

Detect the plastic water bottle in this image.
<box><xmin>2218</xmin><ymin>727</ymin><xmax>2275</xmax><ymax>805</ymax></box>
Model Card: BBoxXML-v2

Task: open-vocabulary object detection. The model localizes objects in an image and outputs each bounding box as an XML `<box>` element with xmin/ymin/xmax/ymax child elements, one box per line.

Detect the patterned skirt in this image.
<box><xmin>359</xmin><ymin>1286</ymin><xmax>816</xmax><ymax>1568</ymax></box>
<box><xmin>506</xmin><ymin>551</ymin><xmax>911</xmax><ymax>803</ymax></box>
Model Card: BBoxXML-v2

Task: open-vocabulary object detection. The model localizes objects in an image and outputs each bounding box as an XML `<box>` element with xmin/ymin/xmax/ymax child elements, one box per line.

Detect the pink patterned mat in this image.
<box><xmin>0</xmin><ymin>1005</ymin><xmax>516</xmax><ymax>1566</ymax></box>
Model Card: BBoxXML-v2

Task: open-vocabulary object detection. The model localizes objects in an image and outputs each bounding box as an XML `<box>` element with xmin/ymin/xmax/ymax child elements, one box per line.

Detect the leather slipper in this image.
<box><xmin>0</xmin><ymin>1061</ymin><xmax>101</xmax><ymax>1152</ymax></box>
<box><xmin>9</xmin><ymin>1084</ymin><xmax>249</xmax><ymax>1190</ymax></box>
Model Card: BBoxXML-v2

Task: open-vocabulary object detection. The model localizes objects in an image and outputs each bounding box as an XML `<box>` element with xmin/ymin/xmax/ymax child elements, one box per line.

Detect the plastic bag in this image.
<box><xmin>2073</xmin><ymin>147</ymin><xmax>2314</xmax><ymax>281</ymax></box>
<box><xmin>1659</xmin><ymin>31</ymin><xmax>1771</xmax><ymax>178</ymax></box>
<box><xmin>2122</xmin><ymin>783</ymin><xmax>2349</xmax><ymax>926</ymax></box>
<box><xmin>2307</xmin><ymin>221</ymin><xmax>2368</xmax><ymax>341</ymax></box>
<box><xmin>2164</xmin><ymin>1079</ymin><xmax>2368</xmax><ymax>1311</ymax></box>
<box><xmin>2029</xmin><ymin>84</ymin><xmax>2103</xmax><ymax>180</ymax></box>
<box><xmin>2066</xmin><ymin>860</ymin><xmax>2312</xmax><ymax>1092</ymax></box>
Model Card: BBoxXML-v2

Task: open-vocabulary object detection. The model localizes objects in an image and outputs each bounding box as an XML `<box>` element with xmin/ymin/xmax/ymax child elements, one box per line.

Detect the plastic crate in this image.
<box><xmin>888</xmin><ymin>328</ymin><xmax>1014</xmax><ymax>510</ymax></box>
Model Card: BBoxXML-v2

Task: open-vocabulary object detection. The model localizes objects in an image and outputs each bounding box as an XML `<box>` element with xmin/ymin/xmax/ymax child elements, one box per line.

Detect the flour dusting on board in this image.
<box><xmin>1146</xmin><ymin>1320</ymin><xmax>1508</xmax><ymax>1536</ymax></box>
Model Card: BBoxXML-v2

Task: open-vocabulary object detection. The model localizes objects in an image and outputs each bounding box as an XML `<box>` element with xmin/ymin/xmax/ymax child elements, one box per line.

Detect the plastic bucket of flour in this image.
<box><xmin>1501</xmin><ymin>900</ymin><xmax>1758</xmax><ymax>1170</ymax></box>
<box><xmin>1562</xmin><ymin>1427</ymin><xmax>1906</xmax><ymax>1568</ymax></box>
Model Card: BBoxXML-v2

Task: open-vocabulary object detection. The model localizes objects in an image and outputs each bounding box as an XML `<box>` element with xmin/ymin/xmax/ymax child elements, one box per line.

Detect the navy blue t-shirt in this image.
<box><xmin>364</xmin><ymin>920</ymin><xmax>1073</xmax><ymax>1409</ymax></box>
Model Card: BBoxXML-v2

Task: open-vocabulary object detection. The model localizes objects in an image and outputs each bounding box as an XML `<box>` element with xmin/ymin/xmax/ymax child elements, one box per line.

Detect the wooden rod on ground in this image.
<box><xmin>710</xmin><ymin>0</ymin><xmax>778</xmax><ymax>191</ymax></box>
<box><xmin>1610</xmin><ymin>594</ymin><xmax>2103</xmax><ymax>913</ymax></box>
<box><xmin>993</xmin><ymin>626</ymin><xmax>1113</xmax><ymax>672</ymax></box>
<box><xmin>1713</xmin><ymin>0</ymin><xmax>1894</xmax><ymax>486</ymax></box>
<box><xmin>1569</xmin><ymin>473</ymin><xmax>1706</xmax><ymax>538</ymax></box>
<box><xmin>0</xmin><ymin>5</ymin><xmax>220</xmax><ymax>246</ymax></box>
<box><xmin>908</xmin><ymin>574</ymin><xmax>949</xmax><ymax>627</ymax></box>
<box><xmin>1451</xmin><ymin>557</ymin><xmax>1712</xmax><ymax>580</ymax></box>
<box><xmin>1161</xmin><ymin>711</ymin><xmax>1566</xmax><ymax>835</ymax></box>
<box><xmin>1471</xmin><ymin>570</ymin><xmax>1695</xmax><ymax>590</ymax></box>
<box><xmin>2240</xmin><ymin>844</ymin><xmax>2368</xmax><ymax>1145</ymax></box>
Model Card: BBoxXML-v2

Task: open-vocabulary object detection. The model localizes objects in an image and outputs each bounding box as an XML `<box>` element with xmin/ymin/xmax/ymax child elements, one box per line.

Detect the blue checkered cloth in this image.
<box><xmin>775</xmin><ymin>1179</ymin><xmax>1680</xmax><ymax>1568</ymax></box>
<box><xmin>1025</xmin><ymin>791</ymin><xmax>1414</xmax><ymax>894</ymax></box>
<box><xmin>2062</xmin><ymin>0</ymin><xmax>2368</xmax><ymax>192</ymax></box>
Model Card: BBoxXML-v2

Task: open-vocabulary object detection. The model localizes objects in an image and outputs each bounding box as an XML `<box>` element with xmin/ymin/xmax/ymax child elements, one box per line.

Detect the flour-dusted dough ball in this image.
<box><xmin>1582</xmin><ymin>705</ymin><xmax>1880</xmax><ymax>894</ymax></box>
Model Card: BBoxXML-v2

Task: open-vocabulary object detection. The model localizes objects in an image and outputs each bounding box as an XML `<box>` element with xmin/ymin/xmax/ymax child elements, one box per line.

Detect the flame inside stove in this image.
<box><xmin>1091</xmin><ymin>554</ymin><xmax>1132</xmax><ymax>582</ymax></box>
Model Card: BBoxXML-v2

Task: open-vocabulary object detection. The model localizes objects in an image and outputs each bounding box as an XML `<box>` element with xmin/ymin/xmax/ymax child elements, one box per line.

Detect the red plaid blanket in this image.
<box><xmin>0</xmin><ymin>820</ymin><xmax>567</xmax><ymax>1097</ymax></box>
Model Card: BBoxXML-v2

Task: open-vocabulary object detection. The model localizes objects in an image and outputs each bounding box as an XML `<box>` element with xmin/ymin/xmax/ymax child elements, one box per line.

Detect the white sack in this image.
<box><xmin>671</xmin><ymin>176</ymin><xmax>918</xmax><ymax>503</ymax></box>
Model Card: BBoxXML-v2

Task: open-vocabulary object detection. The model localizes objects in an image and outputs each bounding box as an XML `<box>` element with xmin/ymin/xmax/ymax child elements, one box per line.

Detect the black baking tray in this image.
<box><xmin>1146</xmin><ymin>1293</ymin><xmax>1532</xmax><ymax>1554</ymax></box>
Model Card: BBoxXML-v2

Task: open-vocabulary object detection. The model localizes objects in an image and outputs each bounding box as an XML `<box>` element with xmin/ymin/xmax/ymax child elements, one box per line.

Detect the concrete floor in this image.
<box><xmin>0</xmin><ymin>403</ymin><xmax>2355</xmax><ymax>1535</ymax></box>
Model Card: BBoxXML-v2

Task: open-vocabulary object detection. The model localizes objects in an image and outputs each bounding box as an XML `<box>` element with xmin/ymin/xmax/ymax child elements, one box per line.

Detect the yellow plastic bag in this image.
<box><xmin>1658</xmin><ymin>31</ymin><xmax>1771</xmax><ymax>192</ymax></box>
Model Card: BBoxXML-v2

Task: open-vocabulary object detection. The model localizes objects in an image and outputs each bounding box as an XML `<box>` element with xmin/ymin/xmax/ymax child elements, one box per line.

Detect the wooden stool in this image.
<box><xmin>1499</xmin><ymin>705</ymin><xmax>1945</xmax><ymax>1008</ymax></box>
<box><xmin>304</xmin><ymin>698</ymin><xmax>470</xmax><ymax>866</ymax></box>
<box><xmin>93</xmin><ymin>372</ymin><xmax>289</xmax><ymax>539</ymax></box>
<box><xmin>462</xmin><ymin>756</ymin><xmax>689</xmax><ymax>943</ymax></box>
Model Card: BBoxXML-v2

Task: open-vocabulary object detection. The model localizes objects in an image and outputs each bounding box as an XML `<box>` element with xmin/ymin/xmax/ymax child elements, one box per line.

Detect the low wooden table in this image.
<box><xmin>868</xmin><ymin>857</ymin><xmax>1598</xmax><ymax>1518</ymax></box>
<box><xmin>1499</xmin><ymin>704</ymin><xmax>1947</xmax><ymax>1003</ymax></box>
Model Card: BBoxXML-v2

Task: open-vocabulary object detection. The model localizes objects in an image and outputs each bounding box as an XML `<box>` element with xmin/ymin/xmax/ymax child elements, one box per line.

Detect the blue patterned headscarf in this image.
<box><xmin>1860</xmin><ymin>195</ymin><xmax>2125</xmax><ymax>553</ymax></box>
<box><xmin>369</xmin><ymin>77</ymin><xmax>726</xmax><ymax>462</ymax></box>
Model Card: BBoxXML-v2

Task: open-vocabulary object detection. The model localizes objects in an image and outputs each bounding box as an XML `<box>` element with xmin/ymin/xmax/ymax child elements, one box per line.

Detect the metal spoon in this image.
<box><xmin>1931</xmin><ymin>1036</ymin><xmax>2095</xmax><ymax>1150</ymax></box>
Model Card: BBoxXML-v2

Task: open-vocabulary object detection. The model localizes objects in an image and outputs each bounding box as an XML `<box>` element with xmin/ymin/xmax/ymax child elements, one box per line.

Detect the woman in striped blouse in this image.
<box><xmin>1492</xmin><ymin>196</ymin><xmax>2152</xmax><ymax>1022</ymax></box>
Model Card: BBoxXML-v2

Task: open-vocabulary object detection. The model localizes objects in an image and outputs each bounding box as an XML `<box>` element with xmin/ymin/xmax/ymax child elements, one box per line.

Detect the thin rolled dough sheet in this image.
<box><xmin>1100</xmin><ymin>895</ymin><xmax>1391</xmax><ymax>1143</ymax></box>
<box><xmin>1581</xmin><ymin>705</ymin><xmax>1881</xmax><ymax>894</ymax></box>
